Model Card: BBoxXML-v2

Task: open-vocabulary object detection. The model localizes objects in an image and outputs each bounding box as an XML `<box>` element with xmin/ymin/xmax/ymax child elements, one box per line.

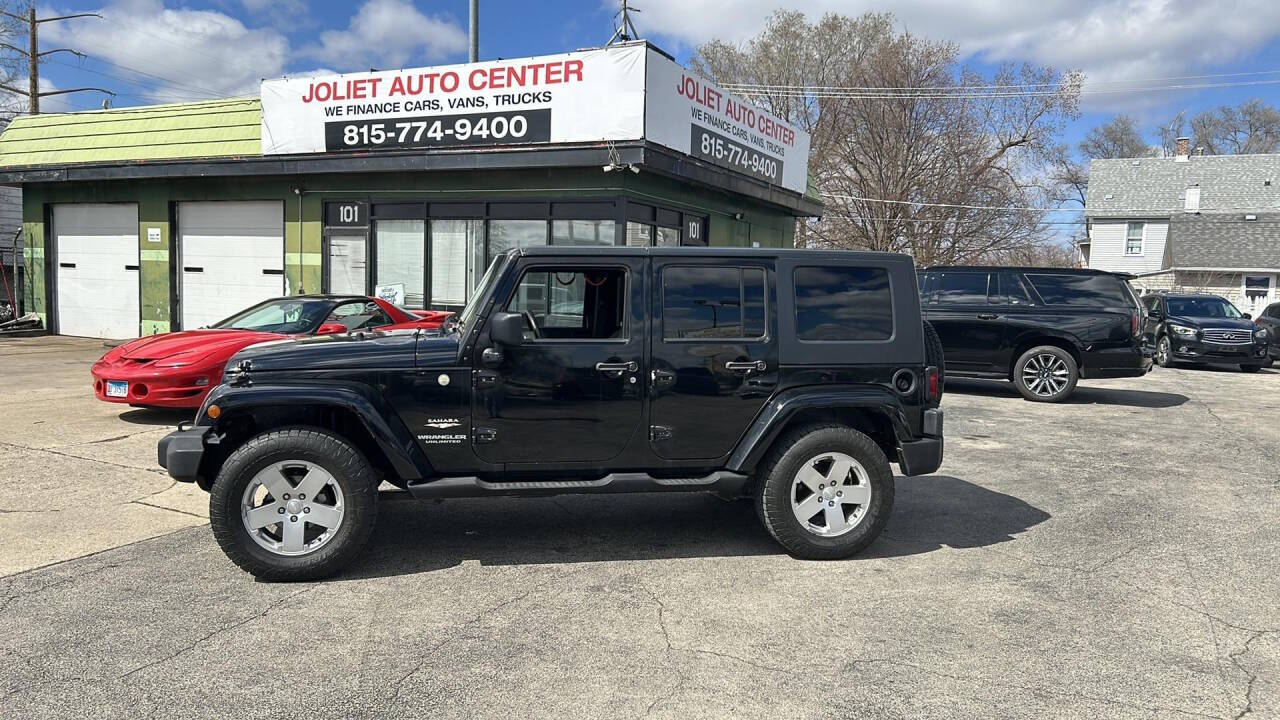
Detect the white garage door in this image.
<box><xmin>54</xmin><ymin>204</ymin><xmax>139</xmax><ymax>339</ymax></box>
<box><xmin>178</xmin><ymin>201</ymin><xmax>284</xmax><ymax>329</ymax></box>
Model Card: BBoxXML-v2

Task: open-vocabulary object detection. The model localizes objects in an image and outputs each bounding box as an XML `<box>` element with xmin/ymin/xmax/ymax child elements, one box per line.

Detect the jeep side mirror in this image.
<box><xmin>489</xmin><ymin>312</ymin><xmax>525</xmax><ymax>347</ymax></box>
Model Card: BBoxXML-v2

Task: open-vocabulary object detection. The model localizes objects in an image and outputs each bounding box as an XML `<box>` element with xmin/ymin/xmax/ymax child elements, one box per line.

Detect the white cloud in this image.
<box><xmin>303</xmin><ymin>0</ymin><xmax>467</xmax><ymax>71</ymax></box>
<box><xmin>42</xmin><ymin>0</ymin><xmax>289</xmax><ymax>102</ymax></box>
<box><xmin>631</xmin><ymin>0</ymin><xmax>1280</xmax><ymax>110</ymax></box>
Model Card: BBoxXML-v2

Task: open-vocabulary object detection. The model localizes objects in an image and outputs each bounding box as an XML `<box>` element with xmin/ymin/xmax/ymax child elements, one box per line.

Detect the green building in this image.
<box><xmin>0</xmin><ymin>43</ymin><xmax>820</xmax><ymax>339</ymax></box>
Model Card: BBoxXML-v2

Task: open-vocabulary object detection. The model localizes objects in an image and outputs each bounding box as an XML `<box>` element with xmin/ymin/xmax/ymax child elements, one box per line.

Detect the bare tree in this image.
<box><xmin>691</xmin><ymin>11</ymin><xmax>1081</xmax><ymax>265</ymax></box>
<box><xmin>0</xmin><ymin>2</ymin><xmax>26</xmax><ymax>126</ymax></box>
<box><xmin>1080</xmin><ymin>115</ymin><xmax>1153</xmax><ymax>159</ymax></box>
<box><xmin>1189</xmin><ymin>99</ymin><xmax>1280</xmax><ymax>155</ymax></box>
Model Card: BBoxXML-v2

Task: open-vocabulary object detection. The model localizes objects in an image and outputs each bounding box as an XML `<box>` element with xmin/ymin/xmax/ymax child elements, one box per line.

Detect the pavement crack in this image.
<box><xmin>129</xmin><ymin>500</ymin><xmax>206</xmax><ymax>519</ymax></box>
<box><xmin>0</xmin><ymin>439</ymin><xmax>167</xmax><ymax>476</ymax></box>
<box><xmin>0</xmin><ymin>563</ymin><xmax>122</xmax><ymax>615</ymax></box>
<box><xmin>69</xmin><ymin>429</ymin><xmax>161</xmax><ymax>446</ymax></box>
<box><xmin>1229</xmin><ymin>629</ymin><xmax>1275</xmax><ymax>719</ymax></box>
<box><xmin>387</xmin><ymin>570</ymin><xmax>577</xmax><ymax>703</ymax></box>
<box><xmin>118</xmin><ymin>586</ymin><xmax>315</xmax><ymax>679</ymax></box>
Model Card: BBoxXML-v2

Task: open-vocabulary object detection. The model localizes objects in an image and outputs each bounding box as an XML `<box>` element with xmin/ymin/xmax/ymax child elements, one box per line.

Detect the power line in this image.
<box><xmin>47</xmin><ymin>59</ymin><xmax>218</xmax><ymax>102</ymax></box>
<box><xmin>720</xmin><ymin>68</ymin><xmax>1280</xmax><ymax>93</ymax></box>
<box><xmin>723</xmin><ymin>78</ymin><xmax>1280</xmax><ymax>99</ymax></box>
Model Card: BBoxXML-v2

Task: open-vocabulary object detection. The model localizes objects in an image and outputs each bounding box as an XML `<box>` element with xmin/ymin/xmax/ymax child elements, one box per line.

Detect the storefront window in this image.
<box><xmin>375</xmin><ymin>219</ymin><xmax>425</xmax><ymax>308</ymax></box>
<box><xmin>327</xmin><ymin>233</ymin><xmax>367</xmax><ymax>295</ymax></box>
<box><xmin>625</xmin><ymin>222</ymin><xmax>651</xmax><ymax>247</ymax></box>
<box><xmin>655</xmin><ymin>226</ymin><xmax>680</xmax><ymax>247</ymax></box>
<box><xmin>488</xmin><ymin>220</ymin><xmax>547</xmax><ymax>263</ymax></box>
<box><xmin>431</xmin><ymin>219</ymin><xmax>483</xmax><ymax>306</ymax></box>
<box><xmin>552</xmin><ymin>219</ymin><xmax>616</xmax><ymax>246</ymax></box>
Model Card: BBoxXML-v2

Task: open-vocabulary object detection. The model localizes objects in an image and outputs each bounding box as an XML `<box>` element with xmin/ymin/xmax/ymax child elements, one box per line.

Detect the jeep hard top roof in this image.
<box><xmin>514</xmin><ymin>246</ymin><xmax>916</xmax><ymax>265</ymax></box>
<box><xmin>921</xmin><ymin>265</ymin><xmax>1131</xmax><ymax>277</ymax></box>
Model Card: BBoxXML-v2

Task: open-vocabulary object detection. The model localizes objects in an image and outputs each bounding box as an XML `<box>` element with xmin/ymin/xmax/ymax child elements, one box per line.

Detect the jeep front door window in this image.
<box><xmin>473</xmin><ymin>262</ymin><xmax>642</xmax><ymax>465</ymax></box>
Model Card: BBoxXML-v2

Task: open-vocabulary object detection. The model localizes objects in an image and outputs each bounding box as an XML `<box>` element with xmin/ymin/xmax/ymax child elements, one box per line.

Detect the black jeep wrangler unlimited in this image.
<box><xmin>159</xmin><ymin>247</ymin><xmax>945</xmax><ymax>580</ymax></box>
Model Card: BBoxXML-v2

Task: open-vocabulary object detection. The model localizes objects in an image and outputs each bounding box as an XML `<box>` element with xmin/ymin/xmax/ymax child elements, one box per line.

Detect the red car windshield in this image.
<box><xmin>212</xmin><ymin>299</ymin><xmax>334</xmax><ymax>334</ymax></box>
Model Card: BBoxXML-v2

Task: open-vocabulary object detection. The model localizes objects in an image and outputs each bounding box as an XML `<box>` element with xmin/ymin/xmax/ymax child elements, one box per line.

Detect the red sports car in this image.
<box><xmin>92</xmin><ymin>295</ymin><xmax>453</xmax><ymax>409</ymax></box>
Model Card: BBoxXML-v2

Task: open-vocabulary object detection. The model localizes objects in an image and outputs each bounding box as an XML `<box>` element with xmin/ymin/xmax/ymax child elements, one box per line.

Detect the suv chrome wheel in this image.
<box><xmin>241</xmin><ymin>460</ymin><xmax>345</xmax><ymax>557</ymax></box>
<box><xmin>1021</xmin><ymin>353</ymin><xmax>1069</xmax><ymax>398</ymax></box>
<box><xmin>1156</xmin><ymin>336</ymin><xmax>1171</xmax><ymax>367</ymax></box>
<box><xmin>790</xmin><ymin>452</ymin><xmax>872</xmax><ymax>537</ymax></box>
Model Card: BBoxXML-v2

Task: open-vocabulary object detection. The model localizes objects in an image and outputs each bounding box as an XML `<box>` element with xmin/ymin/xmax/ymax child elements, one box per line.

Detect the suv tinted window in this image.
<box><xmin>933</xmin><ymin>272</ymin><xmax>990</xmax><ymax>304</ymax></box>
<box><xmin>996</xmin><ymin>272</ymin><xmax>1033</xmax><ymax>306</ymax></box>
<box><xmin>506</xmin><ymin>266</ymin><xmax>627</xmax><ymax>340</ymax></box>
<box><xmin>1024</xmin><ymin>273</ymin><xmax>1130</xmax><ymax>308</ymax></box>
<box><xmin>794</xmin><ymin>266</ymin><xmax>892</xmax><ymax>341</ymax></box>
<box><xmin>663</xmin><ymin>266</ymin><xmax>766</xmax><ymax>340</ymax></box>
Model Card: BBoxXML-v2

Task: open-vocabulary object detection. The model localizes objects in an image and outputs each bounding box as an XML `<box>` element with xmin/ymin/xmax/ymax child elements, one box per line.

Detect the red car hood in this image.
<box><xmin>116</xmin><ymin>329</ymin><xmax>286</xmax><ymax>361</ymax></box>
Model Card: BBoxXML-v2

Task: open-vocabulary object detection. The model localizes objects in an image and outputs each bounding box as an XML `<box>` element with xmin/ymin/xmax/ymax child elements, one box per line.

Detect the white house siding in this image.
<box><xmin>1086</xmin><ymin>219</ymin><xmax>1169</xmax><ymax>274</ymax></box>
<box><xmin>1130</xmin><ymin>270</ymin><xmax>1175</xmax><ymax>296</ymax></box>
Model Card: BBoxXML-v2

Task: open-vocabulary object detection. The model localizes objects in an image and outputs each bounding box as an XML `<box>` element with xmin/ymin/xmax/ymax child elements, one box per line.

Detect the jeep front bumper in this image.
<box><xmin>157</xmin><ymin>425</ymin><xmax>208</xmax><ymax>483</ymax></box>
<box><xmin>898</xmin><ymin>408</ymin><xmax>943</xmax><ymax>476</ymax></box>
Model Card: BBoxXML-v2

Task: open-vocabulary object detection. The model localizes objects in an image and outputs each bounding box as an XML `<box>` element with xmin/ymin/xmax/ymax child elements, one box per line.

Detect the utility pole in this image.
<box><xmin>607</xmin><ymin>0</ymin><xmax>641</xmax><ymax>44</ymax></box>
<box><xmin>468</xmin><ymin>0</ymin><xmax>478</xmax><ymax>63</ymax></box>
<box><xmin>0</xmin><ymin>5</ymin><xmax>113</xmax><ymax>115</ymax></box>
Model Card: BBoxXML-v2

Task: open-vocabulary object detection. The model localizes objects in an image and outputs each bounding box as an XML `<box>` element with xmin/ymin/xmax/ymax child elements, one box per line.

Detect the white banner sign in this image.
<box><xmin>644</xmin><ymin>49</ymin><xmax>811</xmax><ymax>194</ymax></box>
<box><xmin>260</xmin><ymin>44</ymin><xmax>810</xmax><ymax>195</ymax></box>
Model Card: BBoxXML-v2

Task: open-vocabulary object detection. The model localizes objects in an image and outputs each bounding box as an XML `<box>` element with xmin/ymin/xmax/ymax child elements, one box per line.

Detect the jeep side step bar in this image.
<box><xmin>406</xmin><ymin>471</ymin><xmax>749</xmax><ymax>499</ymax></box>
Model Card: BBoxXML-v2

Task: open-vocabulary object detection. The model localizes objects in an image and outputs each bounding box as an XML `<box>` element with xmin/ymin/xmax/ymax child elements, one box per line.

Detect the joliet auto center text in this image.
<box><xmin>0</xmin><ymin>42</ymin><xmax>818</xmax><ymax>341</ymax></box>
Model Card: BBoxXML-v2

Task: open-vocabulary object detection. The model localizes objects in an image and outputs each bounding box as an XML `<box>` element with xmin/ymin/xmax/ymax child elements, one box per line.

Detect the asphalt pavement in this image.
<box><xmin>0</xmin><ymin>336</ymin><xmax>1276</xmax><ymax>719</ymax></box>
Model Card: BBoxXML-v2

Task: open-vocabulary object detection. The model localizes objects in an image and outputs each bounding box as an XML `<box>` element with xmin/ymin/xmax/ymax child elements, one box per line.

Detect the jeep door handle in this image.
<box><xmin>976</xmin><ymin>313</ymin><xmax>1002</xmax><ymax>320</ymax></box>
<box><xmin>596</xmin><ymin>361</ymin><xmax>638</xmax><ymax>373</ymax></box>
<box><xmin>725</xmin><ymin>360</ymin><xmax>767</xmax><ymax>372</ymax></box>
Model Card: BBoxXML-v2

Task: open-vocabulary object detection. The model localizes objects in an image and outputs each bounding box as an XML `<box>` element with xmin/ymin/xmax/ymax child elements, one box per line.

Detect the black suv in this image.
<box><xmin>1142</xmin><ymin>293</ymin><xmax>1271</xmax><ymax>372</ymax></box>
<box><xmin>918</xmin><ymin>266</ymin><xmax>1149</xmax><ymax>402</ymax></box>
<box><xmin>159</xmin><ymin>247</ymin><xmax>945</xmax><ymax>580</ymax></box>
<box><xmin>1254</xmin><ymin>302</ymin><xmax>1280</xmax><ymax>366</ymax></box>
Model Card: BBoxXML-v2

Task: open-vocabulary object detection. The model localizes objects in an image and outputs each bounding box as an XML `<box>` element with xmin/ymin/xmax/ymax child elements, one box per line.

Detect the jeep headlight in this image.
<box><xmin>1169</xmin><ymin>324</ymin><xmax>1198</xmax><ymax>337</ymax></box>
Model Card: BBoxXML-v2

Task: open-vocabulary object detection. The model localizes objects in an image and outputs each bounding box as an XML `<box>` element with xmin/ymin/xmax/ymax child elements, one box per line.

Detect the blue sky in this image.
<box><xmin>24</xmin><ymin>0</ymin><xmax>1280</xmax><ymax>153</ymax></box>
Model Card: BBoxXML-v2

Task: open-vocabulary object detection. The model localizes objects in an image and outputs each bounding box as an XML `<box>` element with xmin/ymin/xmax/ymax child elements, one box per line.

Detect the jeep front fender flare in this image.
<box><xmin>201</xmin><ymin>381</ymin><xmax>433</xmax><ymax>482</ymax></box>
<box><xmin>725</xmin><ymin>385</ymin><xmax>913</xmax><ymax>473</ymax></box>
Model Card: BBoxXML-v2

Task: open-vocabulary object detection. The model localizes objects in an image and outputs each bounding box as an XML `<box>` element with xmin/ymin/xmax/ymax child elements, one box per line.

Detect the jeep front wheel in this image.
<box><xmin>756</xmin><ymin>425</ymin><xmax>894</xmax><ymax>560</ymax></box>
<box><xmin>209</xmin><ymin>427</ymin><xmax>378</xmax><ymax>581</ymax></box>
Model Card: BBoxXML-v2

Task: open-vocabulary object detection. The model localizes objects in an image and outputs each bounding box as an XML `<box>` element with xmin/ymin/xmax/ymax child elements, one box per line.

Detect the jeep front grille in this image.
<box><xmin>1202</xmin><ymin>328</ymin><xmax>1252</xmax><ymax>345</ymax></box>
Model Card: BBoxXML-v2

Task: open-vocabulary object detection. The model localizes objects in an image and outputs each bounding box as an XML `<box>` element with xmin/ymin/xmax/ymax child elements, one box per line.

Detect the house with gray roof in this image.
<box><xmin>1083</xmin><ymin>138</ymin><xmax>1280</xmax><ymax>316</ymax></box>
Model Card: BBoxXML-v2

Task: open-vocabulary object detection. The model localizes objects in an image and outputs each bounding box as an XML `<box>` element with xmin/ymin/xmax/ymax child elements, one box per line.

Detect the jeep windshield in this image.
<box><xmin>454</xmin><ymin>255</ymin><xmax>507</xmax><ymax>333</ymax></box>
<box><xmin>1167</xmin><ymin>297</ymin><xmax>1244</xmax><ymax>319</ymax></box>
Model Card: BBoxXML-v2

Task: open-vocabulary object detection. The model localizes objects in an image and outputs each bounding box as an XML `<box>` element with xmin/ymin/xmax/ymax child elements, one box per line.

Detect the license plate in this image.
<box><xmin>105</xmin><ymin>380</ymin><xmax>128</xmax><ymax>398</ymax></box>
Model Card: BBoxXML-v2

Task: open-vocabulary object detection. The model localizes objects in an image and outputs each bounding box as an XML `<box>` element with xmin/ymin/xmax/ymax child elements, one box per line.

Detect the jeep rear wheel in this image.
<box><xmin>1013</xmin><ymin>346</ymin><xmax>1078</xmax><ymax>402</ymax></box>
<box><xmin>756</xmin><ymin>425</ymin><xmax>893</xmax><ymax>560</ymax></box>
<box><xmin>210</xmin><ymin>427</ymin><xmax>378</xmax><ymax>581</ymax></box>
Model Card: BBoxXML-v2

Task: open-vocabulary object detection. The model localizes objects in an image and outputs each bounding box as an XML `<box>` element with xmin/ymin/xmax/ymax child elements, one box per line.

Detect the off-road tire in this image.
<box><xmin>210</xmin><ymin>427</ymin><xmax>378</xmax><ymax>582</ymax></box>
<box><xmin>756</xmin><ymin>425</ymin><xmax>894</xmax><ymax>560</ymax></box>
<box><xmin>1012</xmin><ymin>345</ymin><xmax>1079</xmax><ymax>403</ymax></box>
<box><xmin>1155</xmin><ymin>335</ymin><xmax>1174</xmax><ymax>368</ymax></box>
<box><xmin>922</xmin><ymin>320</ymin><xmax>945</xmax><ymax>401</ymax></box>
<box><xmin>1240</xmin><ymin>364</ymin><xmax>1263</xmax><ymax>373</ymax></box>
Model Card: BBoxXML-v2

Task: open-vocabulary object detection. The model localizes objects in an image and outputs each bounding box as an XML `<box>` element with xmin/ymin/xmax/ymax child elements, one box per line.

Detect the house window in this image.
<box><xmin>1125</xmin><ymin>222</ymin><xmax>1144</xmax><ymax>255</ymax></box>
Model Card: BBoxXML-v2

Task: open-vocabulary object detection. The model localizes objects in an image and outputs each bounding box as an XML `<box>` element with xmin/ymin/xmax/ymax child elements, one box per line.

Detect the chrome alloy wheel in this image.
<box><xmin>790</xmin><ymin>452</ymin><xmax>872</xmax><ymax>538</ymax></box>
<box><xmin>1157</xmin><ymin>337</ymin><xmax>1170</xmax><ymax>366</ymax></box>
<box><xmin>1022</xmin><ymin>353</ymin><xmax>1070</xmax><ymax>398</ymax></box>
<box><xmin>241</xmin><ymin>461</ymin><xmax>345</xmax><ymax>557</ymax></box>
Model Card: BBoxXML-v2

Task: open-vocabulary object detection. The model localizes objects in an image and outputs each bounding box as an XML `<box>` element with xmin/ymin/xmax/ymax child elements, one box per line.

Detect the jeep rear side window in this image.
<box><xmin>505</xmin><ymin>266</ymin><xmax>627</xmax><ymax>341</ymax></box>
<box><xmin>1025</xmin><ymin>273</ymin><xmax>1130</xmax><ymax>308</ymax></box>
<box><xmin>794</xmin><ymin>266</ymin><xmax>892</xmax><ymax>341</ymax></box>
<box><xmin>663</xmin><ymin>266</ymin><xmax>766</xmax><ymax>340</ymax></box>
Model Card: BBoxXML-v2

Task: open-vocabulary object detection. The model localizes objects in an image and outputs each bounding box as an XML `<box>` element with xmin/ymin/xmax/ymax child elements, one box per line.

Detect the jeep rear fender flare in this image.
<box><xmin>726</xmin><ymin>385</ymin><xmax>913</xmax><ymax>473</ymax></box>
<box><xmin>202</xmin><ymin>382</ymin><xmax>433</xmax><ymax>482</ymax></box>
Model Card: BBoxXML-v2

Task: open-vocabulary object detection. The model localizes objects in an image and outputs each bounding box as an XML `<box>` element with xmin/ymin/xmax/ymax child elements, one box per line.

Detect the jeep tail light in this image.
<box><xmin>925</xmin><ymin>366</ymin><xmax>940</xmax><ymax>403</ymax></box>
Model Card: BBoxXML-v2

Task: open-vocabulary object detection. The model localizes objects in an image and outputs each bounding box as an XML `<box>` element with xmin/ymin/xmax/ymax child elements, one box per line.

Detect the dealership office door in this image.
<box><xmin>327</xmin><ymin>235</ymin><xmax>368</xmax><ymax>295</ymax></box>
<box><xmin>53</xmin><ymin>203</ymin><xmax>140</xmax><ymax>339</ymax></box>
<box><xmin>178</xmin><ymin>202</ymin><xmax>284</xmax><ymax>329</ymax></box>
